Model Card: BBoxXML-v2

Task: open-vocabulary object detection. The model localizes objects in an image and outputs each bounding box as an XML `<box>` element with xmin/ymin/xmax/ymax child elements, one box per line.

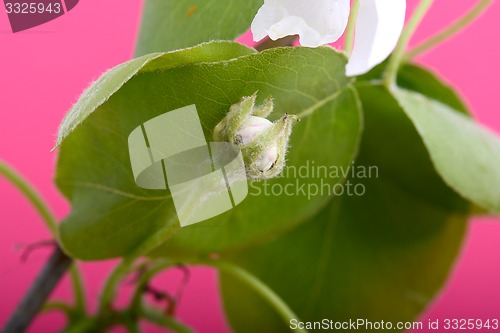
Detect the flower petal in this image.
<box><xmin>251</xmin><ymin>0</ymin><xmax>351</xmax><ymax>47</ymax></box>
<box><xmin>346</xmin><ymin>0</ymin><xmax>406</xmax><ymax>76</ymax></box>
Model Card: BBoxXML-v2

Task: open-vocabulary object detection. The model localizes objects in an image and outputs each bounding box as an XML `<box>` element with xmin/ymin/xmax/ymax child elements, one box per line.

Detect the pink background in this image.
<box><xmin>0</xmin><ymin>1</ymin><xmax>499</xmax><ymax>332</ymax></box>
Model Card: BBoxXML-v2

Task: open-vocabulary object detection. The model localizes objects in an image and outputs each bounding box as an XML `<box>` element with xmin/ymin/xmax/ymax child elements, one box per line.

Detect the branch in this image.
<box><xmin>3</xmin><ymin>245</ymin><xmax>73</xmax><ymax>333</ymax></box>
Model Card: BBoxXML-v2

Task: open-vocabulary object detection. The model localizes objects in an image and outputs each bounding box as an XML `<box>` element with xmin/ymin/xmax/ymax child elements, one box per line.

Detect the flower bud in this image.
<box><xmin>235</xmin><ymin>116</ymin><xmax>273</xmax><ymax>145</ymax></box>
<box><xmin>254</xmin><ymin>145</ymin><xmax>278</xmax><ymax>173</ymax></box>
<box><xmin>213</xmin><ymin>92</ymin><xmax>299</xmax><ymax>180</ymax></box>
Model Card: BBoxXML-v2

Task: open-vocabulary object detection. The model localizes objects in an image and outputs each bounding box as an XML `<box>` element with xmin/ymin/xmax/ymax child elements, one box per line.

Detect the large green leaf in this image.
<box><xmin>55</xmin><ymin>43</ymin><xmax>361</xmax><ymax>260</ymax></box>
<box><xmin>394</xmin><ymin>88</ymin><xmax>500</xmax><ymax>214</ymax></box>
<box><xmin>55</xmin><ymin>42</ymin><xmax>255</xmax><ymax>260</ymax></box>
<box><xmin>220</xmin><ymin>85</ymin><xmax>469</xmax><ymax>333</ymax></box>
<box><xmin>135</xmin><ymin>0</ymin><xmax>264</xmax><ymax>56</ymax></box>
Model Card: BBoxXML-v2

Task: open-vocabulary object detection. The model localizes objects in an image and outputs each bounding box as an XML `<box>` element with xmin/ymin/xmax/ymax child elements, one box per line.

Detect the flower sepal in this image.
<box><xmin>214</xmin><ymin>93</ymin><xmax>298</xmax><ymax>180</ymax></box>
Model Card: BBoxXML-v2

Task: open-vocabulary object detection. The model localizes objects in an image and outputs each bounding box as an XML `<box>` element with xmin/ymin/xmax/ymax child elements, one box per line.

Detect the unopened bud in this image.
<box><xmin>213</xmin><ymin>92</ymin><xmax>299</xmax><ymax>180</ymax></box>
<box><xmin>235</xmin><ymin>116</ymin><xmax>273</xmax><ymax>145</ymax></box>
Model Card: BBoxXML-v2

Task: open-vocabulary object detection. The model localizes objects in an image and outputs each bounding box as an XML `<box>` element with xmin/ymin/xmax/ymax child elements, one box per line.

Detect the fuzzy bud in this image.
<box><xmin>213</xmin><ymin>92</ymin><xmax>298</xmax><ymax>180</ymax></box>
<box><xmin>235</xmin><ymin>116</ymin><xmax>273</xmax><ymax>145</ymax></box>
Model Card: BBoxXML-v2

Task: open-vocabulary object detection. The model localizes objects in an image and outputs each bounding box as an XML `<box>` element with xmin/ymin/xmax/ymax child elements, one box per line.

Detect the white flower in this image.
<box><xmin>346</xmin><ymin>0</ymin><xmax>406</xmax><ymax>76</ymax></box>
<box><xmin>251</xmin><ymin>0</ymin><xmax>407</xmax><ymax>76</ymax></box>
<box><xmin>251</xmin><ymin>0</ymin><xmax>350</xmax><ymax>47</ymax></box>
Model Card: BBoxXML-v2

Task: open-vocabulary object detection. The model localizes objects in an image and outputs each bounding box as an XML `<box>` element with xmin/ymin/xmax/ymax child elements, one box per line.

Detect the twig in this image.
<box><xmin>3</xmin><ymin>245</ymin><xmax>72</xmax><ymax>333</ymax></box>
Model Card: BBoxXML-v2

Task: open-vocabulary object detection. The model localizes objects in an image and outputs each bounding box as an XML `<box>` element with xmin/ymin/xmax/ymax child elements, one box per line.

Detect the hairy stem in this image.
<box><xmin>344</xmin><ymin>0</ymin><xmax>360</xmax><ymax>55</ymax></box>
<box><xmin>384</xmin><ymin>0</ymin><xmax>435</xmax><ymax>88</ymax></box>
<box><xmin>194</xmin><ymin>259</ymin><xmax>308</xmax><ymax>333</ymax></box>
<box><xmin>0</xmin><ymin>161</ymin><xmax>86</xmax><ymax>318</ymax></box>
<box><xmin>3</xmin><ymin>246</ymin><xmax>73</xmax><ymax>333</ymax></box>
<box><xmin>406</xmin><ymin>0</ymin><xmax>493</xmax><ymax>59</ymax></box>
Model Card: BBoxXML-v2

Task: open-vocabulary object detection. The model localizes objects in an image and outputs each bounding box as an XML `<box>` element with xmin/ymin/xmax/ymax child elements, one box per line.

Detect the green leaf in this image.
<box><xmin>396</xmin><ymin>64</ymin><xmax>470</xmax><ymax>115</ymax></box>
<box><xmin>358</xmin><ymin>62</ymin><xmax>470</xmax><ymax>115</ymax></box>
<box><xmin>135</xmin><ymin>0</ymin><xmax>264</xmax><ymax>56</ymax></box>
<box><xmin>394</xmin><ymin>88</ymin><xmax>500</xmax><ymax>214</ymax></box>
<box><xmin>358</xmin><ymin>62</ymin><xmax>499</xmax><ymax>214</ymax></box>
<box><xmin>55</xmin><ymin>43</ymin><xmax>360</xmax><ymax>260</ymax></box>
<box><xmin>220</xmin><ymin>85</ymin><xmax>469</xmax><ymax>332</ymax></box>
<box><xmin>56</xmin><ymin>41</ymin><xmax>254</xmax><ymax>260</ymax></box>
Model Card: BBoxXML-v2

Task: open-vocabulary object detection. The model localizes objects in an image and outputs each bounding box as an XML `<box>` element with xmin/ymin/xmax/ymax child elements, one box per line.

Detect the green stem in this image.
<box><xmin>130</xmin><ymin>260</ymin><xmax>175</xmax><ymax>310</ymax></box>
<box><xmin>64</xmin><ymin>319</ymin><xmax>95</xmax><ymax>333</ymax></box>
<box><xmin>42</xmin><ymin>301</ymin><xmax>73</xmax><ymax>317</ymax></box>
<box><xmin>0</xmin><ymin>160</ymin><xmax>57</xmax><ymax>234</ymax></box>
<box><xmin>123</xmin><ymin>318</ymin><xmax>141</xmax><ymax>333</ymax></box>
<box><xmin>406</xmin><ymin>0</ymin><xmax>493</xmax><ymax>59</ymax></box>
<box><xmin>384</xmin><ymin>0</ymin><xmax>435</xmax><ymax>88</ymax></box>
<box><xmin>344</xmin><ymin>0</ymin><xmax>360</xmax><ymax>56</ymax></box>
<box><xmin>140</xmin><ymin>306</ymin><xmax>195</xmax><ymax>333</ymax></box>
<box><xmin>99</xmin><ymin>259</ymin><xmax>134</xmax><ymax>311</ymax></box>
<box><xmin>194</xmin><ymin>259</ymin><xmax>308</xmax><ymax>333</ymax></box>
<box><xmin>69</xmin><ymin>264</ymin><xmax>86</xmax><ymax>315</ymax></box>
<box><xmin>99</xmin><ymin>219</ymin><xmax>178</xmax><ymax>310</ymax></box>
<box><xmin>0</xmin><ymin>160</ymin><xmax>86</xmax><ymax>315</ymax></box>
<box><xmin>64</xmin><ymin>310</ymin><xmax>136</xmax><ymax>333</ymax></box>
